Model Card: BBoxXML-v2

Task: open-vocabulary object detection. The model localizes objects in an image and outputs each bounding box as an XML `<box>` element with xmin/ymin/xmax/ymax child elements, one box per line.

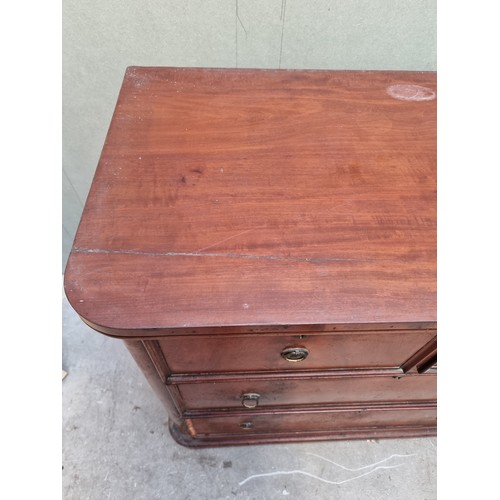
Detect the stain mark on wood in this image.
<box><xmin>386</xmin><ymin>84</ymin><xmax>436</xmax><ymax>102</ymax></box>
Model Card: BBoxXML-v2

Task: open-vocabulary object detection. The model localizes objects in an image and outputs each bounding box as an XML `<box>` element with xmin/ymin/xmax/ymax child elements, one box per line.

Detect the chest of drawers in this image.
<box><xmin>64</xmin><ymin>67</ymin><xmax>437</xmax><ymax>447</ymax></box>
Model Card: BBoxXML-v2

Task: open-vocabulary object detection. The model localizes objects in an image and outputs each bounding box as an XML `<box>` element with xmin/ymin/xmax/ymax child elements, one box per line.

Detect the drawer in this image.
<box><xmin>188</xmin><ymin>406</ymin><xmax>437</xmax><ymax>437</ymax></box>
<box><xmin>158</xmin><ymin>330</ymin><xmax>435</xmax><ymax>374</ymax></box>
<box><xmin>176</xmin><ymin>373</ymin><xmax>436</xmax><ymax>410</ymax></box>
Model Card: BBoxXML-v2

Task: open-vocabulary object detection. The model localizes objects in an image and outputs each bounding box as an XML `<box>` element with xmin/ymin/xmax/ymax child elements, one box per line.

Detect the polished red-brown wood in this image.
<box><xmin>186</xmin><ymin>404</ymin><xmax>437</xmax><ymax>437</ymax></box>
<box><xmin>157</xmin><ymin>329</ymin><xmax>435</xmax><ymax>374</ymax></box>
<box><xmin>176</xmin><ymin>373</ymin><xmax>436</xmax><ymax>410</ymax></box>
<box><xmin>170</xmin><ymin>418</ymin><xmax>436</xmax><ymax>447</ymax></box>
<box><xmin>64</xmin><ymin>68</ymin><xmax>437</xmax><ymax>447</ymax></box>
<box><xmin>123</xmin><ymin>339</ymin><xmax>182</xmax><ymax>426</ymax></box>
<box><xmin>64</xmin><ymin>67</ymin><xmax>436</xmax><ymax>333</ymax></box>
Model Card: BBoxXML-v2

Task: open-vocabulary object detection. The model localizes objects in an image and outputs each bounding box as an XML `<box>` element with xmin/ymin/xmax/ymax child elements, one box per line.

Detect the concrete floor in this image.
<box><xmin>62</xmin><ymin>292</ymin><xmax>437</xmax><ymax>500</ymax></box>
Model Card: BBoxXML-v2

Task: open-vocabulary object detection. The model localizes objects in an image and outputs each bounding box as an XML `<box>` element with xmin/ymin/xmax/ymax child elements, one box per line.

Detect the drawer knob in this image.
<box><xmin>241</xmin><ymin>393</ymin><xmax>261</xmax><ymax>409</ymax></box>
<box><xmin>281</xmin><ymin>346</ymin><xmax>309</xmax><ymax>362</ymax></box>
<box><xmin>240</xmin><ymin>422</ymin><xmax>254</xmax><ymax>430</ymax></box>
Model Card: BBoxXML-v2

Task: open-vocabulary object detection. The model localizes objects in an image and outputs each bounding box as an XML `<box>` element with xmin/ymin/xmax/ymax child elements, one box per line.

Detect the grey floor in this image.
<box><xmin>62</xmin><ymin>292</ymin><xmax>437</xmax><ymax>500</ymax></box>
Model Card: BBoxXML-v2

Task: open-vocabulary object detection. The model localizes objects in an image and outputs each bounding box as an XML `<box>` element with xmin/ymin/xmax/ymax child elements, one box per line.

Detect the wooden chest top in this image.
<box><xmin>64</xmin><ymin>67</ymin><xmax>436</xmax><ymax>335</ymax></box>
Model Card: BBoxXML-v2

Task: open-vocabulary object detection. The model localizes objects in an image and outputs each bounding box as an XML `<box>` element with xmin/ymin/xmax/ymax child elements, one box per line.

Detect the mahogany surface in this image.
<box><xmin>176</xmin><ymin>373</ymin><xmax>437</xmax><ymax>410</ymax></box>
<box><xmin>64</xmin><ymin>67</ymin><xmax>437</xmax><ymax>447</ymax></box>
<box><xmin>157</xmin><ymin>329</ymin><xmax>435</xmax><ymax>373</ymax></box>
<box><xmin>64</xmin><ymin>67</ymin><xmax>436</xmax><ymax>333</ymax></box>
<box><xmin>188</xmin><ymin>405</ymin><xmax>437</xmax><ymax>437</ymax></box>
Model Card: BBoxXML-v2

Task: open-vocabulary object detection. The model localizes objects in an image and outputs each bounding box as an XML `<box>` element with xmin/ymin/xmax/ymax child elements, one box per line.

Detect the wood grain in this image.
<box><xmin>169</xmin><ymin>418</ymin><xmax>436</xmax><ymax>447</ymax></box>
<box><xmin>122</xmin><ymin>339</ymin><xmax>182</xmax><ymax>425</ymax></box>
<box><xmin>176</xmin><ymin>373</ymin><xmax>437</xmax><ymax>410</ymax></box>
<box><xmin>157</xmin><ymin>329</ymin><xmax>435</xmax><ymax>373</ymax></box>
<box><xmin>64</xmin><ymin>67</ymin><xmax>436</xmax><ymax>334</ymax></box>
<box><xmin>188</xmin><ymin>404</ymin><xmax>437</xmax><ymax>437</ymax></box>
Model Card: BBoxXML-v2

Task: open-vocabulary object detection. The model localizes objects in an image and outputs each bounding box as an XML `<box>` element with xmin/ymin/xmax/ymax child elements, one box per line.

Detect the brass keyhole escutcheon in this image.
<box><xmin>281</xmin><ymin>346</ymin><xmax>309</xmax><ymax>362</ymax></box>
<box><xmin>241</xmin><ymin>393</ymin><xmax>260</xmax><ymax>409</ymax></box>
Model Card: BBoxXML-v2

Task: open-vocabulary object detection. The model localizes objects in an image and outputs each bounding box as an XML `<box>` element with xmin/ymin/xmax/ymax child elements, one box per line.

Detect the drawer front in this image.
<box><xmin>177</xmin><ymin>374</ymin><xmax>436</xmax><ymax>410</ymax></box>
<box><xmin>189</xmin><ymin>407</ymin><xmax>436</xmax><ymax>437</ymax></box>
<box><xmin>158</xmin><ymin>330</ymin><xmax>435</xmax><ymax>374</ymax></box>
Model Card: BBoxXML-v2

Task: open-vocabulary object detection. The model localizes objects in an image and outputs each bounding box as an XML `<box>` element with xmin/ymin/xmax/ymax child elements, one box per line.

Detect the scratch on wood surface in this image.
<box><xmin>73</xmin><ymin>247</ymin><xmax>379</xmax><ymax>264</ymax></box>
<box><xmin>196</xmin><ymin>227</ymin><xmax>261</xmax><ymax>253</ymax></box>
